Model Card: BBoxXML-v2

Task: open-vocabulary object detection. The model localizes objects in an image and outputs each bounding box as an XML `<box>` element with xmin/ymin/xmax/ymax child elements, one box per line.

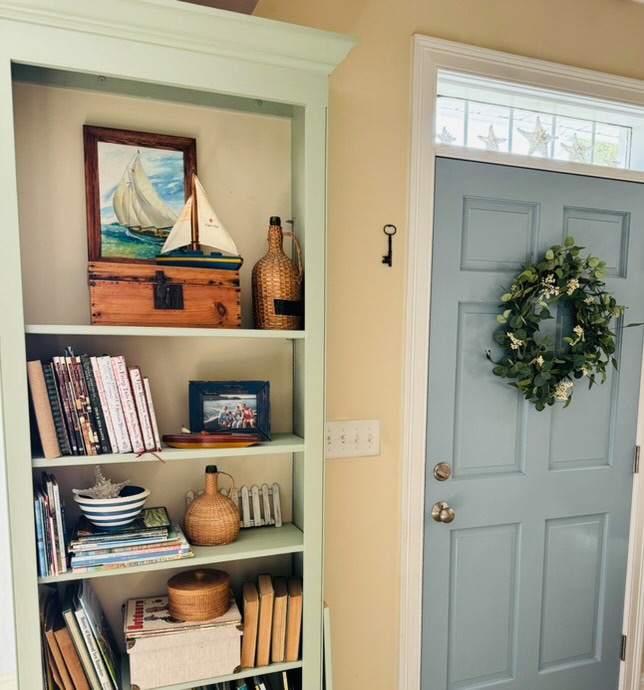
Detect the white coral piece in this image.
<box><xmin>73</xmin><ymin>466</ymin><xmax>129</xmax><ymax>499</ymax></box>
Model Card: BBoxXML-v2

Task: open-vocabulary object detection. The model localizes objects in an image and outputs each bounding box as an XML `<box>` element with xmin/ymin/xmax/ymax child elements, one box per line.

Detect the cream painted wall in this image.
<box><xmin>253</xmin><ymin>1</ymin><xmax>644</xmax><ymax>689</ymax></box>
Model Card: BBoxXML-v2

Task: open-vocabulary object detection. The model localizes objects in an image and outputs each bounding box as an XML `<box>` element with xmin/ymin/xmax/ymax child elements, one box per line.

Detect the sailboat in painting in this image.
<box><xmin>156</xmin><ymin>174</ymin><xmax>243</xmax><ymax>270</ymax></box>
<box><xmin>113</xmin><ymin>152</ymin><xmax>178</xmax><ymax>243</ymax></box>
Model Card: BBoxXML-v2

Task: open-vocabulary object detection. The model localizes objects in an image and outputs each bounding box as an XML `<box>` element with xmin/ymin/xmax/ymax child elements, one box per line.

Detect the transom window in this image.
<box><xmin>435</xmin><ymin>70</ymin><xmax>644</xmax><ymax>171</ymax></box>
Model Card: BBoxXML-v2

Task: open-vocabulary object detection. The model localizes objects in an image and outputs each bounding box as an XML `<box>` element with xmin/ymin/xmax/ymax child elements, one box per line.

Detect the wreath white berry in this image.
<box><xmin>489</xmin><ymin>236</ymin><xmax>624</xmax><ymax>410</ymax></box>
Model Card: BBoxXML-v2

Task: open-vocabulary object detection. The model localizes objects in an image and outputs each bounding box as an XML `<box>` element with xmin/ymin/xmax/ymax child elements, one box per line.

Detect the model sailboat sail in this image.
<box><xmin>113</xmin><ymin>152</ymin><xmax>178</xmax><ymax>243</ymax></box>
<box><xmin>156</xmin><ymin>174</ymin><xmax>243</xmax><ymax>271</ymax></box>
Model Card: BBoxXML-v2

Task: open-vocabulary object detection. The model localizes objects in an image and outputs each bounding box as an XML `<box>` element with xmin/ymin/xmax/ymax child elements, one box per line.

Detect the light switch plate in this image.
<box><xmin>325</xmin><ymin>419</ymin><xmax>381</xmax><ymax>459</ymax></box>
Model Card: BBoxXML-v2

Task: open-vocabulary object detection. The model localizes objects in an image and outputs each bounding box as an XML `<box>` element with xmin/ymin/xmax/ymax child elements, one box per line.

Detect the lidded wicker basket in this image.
<box><xmin>251</xmin><ymin>216</ymin><xmax>303</xmax><ymax>330</ymax></box>
<box><xmin>184</xmin><ymin>465</ymin><xmax>240</xmax><ymax>546</ymax></box>
<box><xmin>167</xmin><ymin>568</ymin><xmax>231</xmax><ymax>621</ymax></box>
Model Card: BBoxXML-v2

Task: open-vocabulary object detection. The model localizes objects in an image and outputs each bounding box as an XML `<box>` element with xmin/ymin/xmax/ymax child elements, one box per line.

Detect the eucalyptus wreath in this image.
<box><xmin>489</xmin><ymin>236</ymin><xmax>624</xmax><ymax>411</ymax></box>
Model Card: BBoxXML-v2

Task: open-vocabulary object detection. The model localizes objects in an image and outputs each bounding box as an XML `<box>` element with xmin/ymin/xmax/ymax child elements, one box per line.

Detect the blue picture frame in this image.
<box><xmin>189</xmin><ymin>380</ymin><xmax>271</xmax><ymax>441</ymax></box>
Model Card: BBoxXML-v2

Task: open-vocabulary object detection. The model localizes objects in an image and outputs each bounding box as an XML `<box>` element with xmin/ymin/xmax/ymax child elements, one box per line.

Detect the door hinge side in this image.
<box><xmin>621</xmin><ymin>634</ymin><xmax>627</xmax><ymax>662</ymax></box>
<box><xmin>635</xmin><ymin>446</ymin><xmax>640</xmax><ymax>474</ymax></box>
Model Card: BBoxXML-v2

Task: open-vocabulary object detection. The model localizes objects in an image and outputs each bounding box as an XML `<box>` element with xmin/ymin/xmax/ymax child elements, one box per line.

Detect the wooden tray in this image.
<box><xmin>162</xmin><ymin>433</ymin><xmax>261</xmax><ymax>449</ymax></box>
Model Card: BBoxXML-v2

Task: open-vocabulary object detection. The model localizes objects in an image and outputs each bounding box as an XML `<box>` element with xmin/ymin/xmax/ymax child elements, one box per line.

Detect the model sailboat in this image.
<box><xmin>155</xmin><ymin>174</ymin><xmax>243</xmax><ymax>270</ymax></box>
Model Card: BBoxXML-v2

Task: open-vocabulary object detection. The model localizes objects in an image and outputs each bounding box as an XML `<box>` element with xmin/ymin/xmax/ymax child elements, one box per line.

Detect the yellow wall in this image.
<box><xmin>253</xmin><ymin>0</ymin><xmax>644</xmax><ymax>688</ymax></box>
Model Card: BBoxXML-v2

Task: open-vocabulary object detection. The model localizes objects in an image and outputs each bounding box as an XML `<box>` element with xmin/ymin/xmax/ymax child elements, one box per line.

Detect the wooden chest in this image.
<box><xmin>88</xmin><ymin>262</ymin><xmax>241</xmax><ymax>328</ymax></box>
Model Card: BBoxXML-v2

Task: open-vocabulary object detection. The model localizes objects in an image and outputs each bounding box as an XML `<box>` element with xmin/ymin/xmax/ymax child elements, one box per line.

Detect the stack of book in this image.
<box><xmin>34</xmin><ymin>471</ymin><xmax>68</xmax><ymax>576</ymax></box>
<box><xmin>240</xmin><ymin>574</ymin><xmax>303</xmax><ymax>670</ymax></box>
<box><xmin>27</xmin><ymin>348</ymin><xmax>161</xmax><ymax>459</ymax></box>
<box><xmin>69</xmin><ymin>506</ymin><xmax>193</xmax><ymax>573</ymax></box>
<box><xmin>124</xmin><ymin>594</ymin><xmax>242</xmax><ymax>689</ymax></box>
<box><xmin>39</xmin><ymin>580</ymin><xmax>120</xmax><ymax>690</ymax></box>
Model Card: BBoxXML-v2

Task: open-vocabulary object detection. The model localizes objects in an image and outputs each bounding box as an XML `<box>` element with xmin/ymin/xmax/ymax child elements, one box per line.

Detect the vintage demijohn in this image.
<box><xmin>184</xmin><ymin>465</ymin><xmax>241</xmax><ymax>545</ymax></box>
<box><xmin>252</xmin><ymin>216</ymin><xmax>303</xmax><ymax>329</ymax></box>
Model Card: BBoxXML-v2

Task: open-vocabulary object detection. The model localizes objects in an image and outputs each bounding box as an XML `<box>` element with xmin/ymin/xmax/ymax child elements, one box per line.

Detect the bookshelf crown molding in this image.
<box><xmin>0</xmin><ymin>0</ymin><xmax>356</xmax><ymax>76</ymax></box>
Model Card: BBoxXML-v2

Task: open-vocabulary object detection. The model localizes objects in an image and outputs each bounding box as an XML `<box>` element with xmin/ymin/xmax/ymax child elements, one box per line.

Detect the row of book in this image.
<box><xmin>69</xmin><ymin>506</ymin><xmax>193</xmax><ymax>573</ymax></box>
<box><xmin>40</xmin><ymin>581</ymin><xmax>120</xmax><ymax>690</ymax></box>
<box><xmin>241</xmin><ymin>574</ymin><xmax>303</xmax><ymax>669</ymax></box>
<box><xmin>191</xmin><ymin>671</ymin><xmax>300</xmax><ymax>690</ymax></box>
<box><xmin>27</xmin><ymin>348</ymin><xmax>161</xmax><ymax>459</ymax></box>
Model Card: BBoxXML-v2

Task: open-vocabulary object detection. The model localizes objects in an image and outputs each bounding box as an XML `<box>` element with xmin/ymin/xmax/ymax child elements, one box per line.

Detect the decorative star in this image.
<box><xmin>437</xmin><ymin>126</ymin><xmax>456</xmax><ymax>145</ymax></box>
<box><xmin>73</xmin><ymin>466</ymin><xmax>130</xmax><ymax>499</ymax></box>
<box><xmin>477</xmin><ymin>125</ymin><xmax>507</xmax><ymax>152</ymax></box>
<box><xmin>561</xmin><ymin>134</ymin><xmax>591</xmax><ymax>163</ymax></box>
<box><xmin>517</xmin><ymin>116</ymin><xmax>556</xmax><ymax>157</ymax></box>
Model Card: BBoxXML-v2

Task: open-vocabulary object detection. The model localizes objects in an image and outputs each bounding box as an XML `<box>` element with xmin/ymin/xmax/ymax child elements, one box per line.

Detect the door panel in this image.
<box><xmin>422</xmin><ymin>158</ymin><xmax>644</xmax><ymax>690</ymax></box>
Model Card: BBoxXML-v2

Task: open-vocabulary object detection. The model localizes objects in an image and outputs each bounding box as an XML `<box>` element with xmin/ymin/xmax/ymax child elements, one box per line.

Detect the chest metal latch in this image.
<box><xmin>154</xmin><ymin>271</ymin><xmax>184</xmax><ymax>310</ymax></box>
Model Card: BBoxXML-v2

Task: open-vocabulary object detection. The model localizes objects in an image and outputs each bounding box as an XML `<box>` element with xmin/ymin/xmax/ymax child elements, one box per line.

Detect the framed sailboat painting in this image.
<box><xmin>84</xmin><ymin>125</ymin><xmax>197</xmax><ymax>262</ymax></box>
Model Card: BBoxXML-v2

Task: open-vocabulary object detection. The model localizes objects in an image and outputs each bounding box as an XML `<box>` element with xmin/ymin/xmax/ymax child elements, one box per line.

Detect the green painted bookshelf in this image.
<box><xmin>0</xmin><ymin>2</ymin><xmax>355</xmax><ymax>689</ymax></box>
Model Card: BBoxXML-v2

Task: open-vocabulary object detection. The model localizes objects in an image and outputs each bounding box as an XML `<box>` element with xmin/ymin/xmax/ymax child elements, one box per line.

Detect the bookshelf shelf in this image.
<box><xmin>25</xmin><ymin>324</ymin><xmax>307</xmax><ymax>340</ymax></box>
<box><xmin>120</xmin><ymin>658</ymin><xmax>303</xmax><ymax>690</ymax></box>
<box><xmin>38</xmin><ymin>523</ymin><xmax>304</xmax><ymax>584</ymax></box>
<box><xmin>31</xmin><ymin>433</ymin><xmax>306</xmax><ymax>467</ymax></box>
<box><xmin>1</xmin><ymin>2</ymin><xmax>354</xmax><ymax>689</ymax></box>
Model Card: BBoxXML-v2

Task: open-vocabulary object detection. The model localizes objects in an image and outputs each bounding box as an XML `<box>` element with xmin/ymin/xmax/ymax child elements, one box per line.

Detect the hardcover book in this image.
<box><xmin>43</xmin><ymin>592</ymin><xmax>74</xmax><ymax>690</ymax></box>
<box><xmin>96</xmin><ymin>355</ymin><xmax>132</xmax><ymax>453</ymax></box>
<box><xmin>73</xmin><ymin>582</ymin><xmax>116</xmax><ymax>690</ymax></box>
<box><xmin>53</xmin><ymin>622</ymin><xmax>91</xmax><ymax>690</ymax></box>
<box><xmin>240</xmin><ymin>581</ymin><xmax>259</xmax><ymax>668</ymax></box>
<box><xmin>70</xmin><ymin>507</ymin><xmax>170</xmax><ymax>546</ymax></box>
<box><xmin>65</xmin><ymin>354</ymin><xmax>98</xmax><ymax>455</ymax></box>
<box><xmin>80</xmin><ymin>354</ymin><xmax>113</xmax><ymax>454</ymax></box>
<box><xmin>128</xmin><ymin>366</ymin><xmax>156</xmax><ymax>451</ymax></box>
<box><xmin>43</xmin><ymin>361</ymin><xmax>72</xmax><ymax>455</ymax></box>
<box><xmin>284</xmin><ymin>577</ymin><xmax>303</xmax><ymax>662</ymax></box>
<box><xmin>27</xmin><ymin>360</ymin><xmax>61</xmax><ymax>459</ymax></box>
<box><xmin>62</xmin><ymin>585</ymin><xmax>102</xmax><ymax>690</ymax></box>
<box><xmin>76</xmin><ymin>580</ymin><xmax>120</xmax><ymax>688</ymax></box>
<box><xmin>52</xmin><ymin>355</ymin><xmax>84</xmax><ymax>455</ymax></box>
<box><xmin>256</xmin><ymin>574</ymin><xmax>274</xmax><ymax>667</ymax></box>
<box><xmin>111</xmin><ymin>355</ymin><xmax>144</xmax><ymax>453</ymax></box>
<box><xmin>270</xmin><ymin>576</ymin><xmax>288</xmax><ymax>663</ymax></box>
<box><xmin>143</xmin><ymin>376</ymin><xmax>162</xmax><ymax>452</ymax></box>
<box><xmin>89</xmin><ymin>356</ymin><xmax>119</xmax><ymax>453</ymax></box>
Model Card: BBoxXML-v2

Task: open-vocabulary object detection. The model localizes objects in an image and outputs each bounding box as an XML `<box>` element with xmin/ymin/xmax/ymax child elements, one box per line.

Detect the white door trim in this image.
<box><xmin>401</xmin><ymin>34</ymin><xmax>644</xmax><ymax>690</ymax></box>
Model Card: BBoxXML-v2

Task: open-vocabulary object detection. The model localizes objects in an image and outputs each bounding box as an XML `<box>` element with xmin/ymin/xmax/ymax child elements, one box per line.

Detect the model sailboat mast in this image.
<box><xmin>156</xmin><ymin>172</ymin><xmax>243</xmax><ymax>271</ymax></box>
<box><xmin>190</xmin><ymin>171</ymin><xmax>199</xmax><ymax>251</ymax></box>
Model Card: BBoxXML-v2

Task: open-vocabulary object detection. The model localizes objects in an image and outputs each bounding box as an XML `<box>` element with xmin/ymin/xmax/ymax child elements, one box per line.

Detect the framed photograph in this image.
<box><xmin>189</xmin><ymin>381</ymin><xmax>271</xmax><ymax>441</ymax></box>
<box><xmin>84</xmin><ymin>125</ymin><xmax>197</xmax><ymax>263</ymax></box>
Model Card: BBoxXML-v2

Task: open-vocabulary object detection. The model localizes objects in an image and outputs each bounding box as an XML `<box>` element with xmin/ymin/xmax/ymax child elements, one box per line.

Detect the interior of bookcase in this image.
<box><xmin>12</xmin><ymin>65</ymin><xmax>297</xmax><ymax>330</ymax></box>
<box><xmin>14</xmin><ymin>62</ymin><xmax>309</xmax><ymax>682</ymax></box>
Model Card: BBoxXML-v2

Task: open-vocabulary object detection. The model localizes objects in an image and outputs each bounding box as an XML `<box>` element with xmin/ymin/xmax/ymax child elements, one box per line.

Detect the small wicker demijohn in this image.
<box><xmin>252</xmin><ymin>216</ymin><xmax>303</xmax><ymax>330</ymax></box>
<box><xmin>184</xmin><ymin>465</ymin><xmax>240</xmax><ymax>546</ymax></box>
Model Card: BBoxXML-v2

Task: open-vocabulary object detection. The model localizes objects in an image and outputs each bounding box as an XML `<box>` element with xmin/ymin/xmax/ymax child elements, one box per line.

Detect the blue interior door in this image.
<box><xmin>422</xmin><ymin>157</ymin><xmax>644</xmax><ymax>690</ymax></box>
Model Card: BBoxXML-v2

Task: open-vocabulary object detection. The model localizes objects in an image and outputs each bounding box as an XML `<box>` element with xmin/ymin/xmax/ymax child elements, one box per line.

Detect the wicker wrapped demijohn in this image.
<box><xmin>184</xmin><ymin>465</ymin><xmax>240</xmax><ymax>546</ymax></box>
<box><xmin>252</xmin><ymin>216</ymin><xmax>303</xmax><ymax>330</ymax></box>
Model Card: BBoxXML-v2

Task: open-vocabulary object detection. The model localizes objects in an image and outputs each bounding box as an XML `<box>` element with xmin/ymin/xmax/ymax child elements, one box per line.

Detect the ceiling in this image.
<box><xmin>179</xmin><ymin>0</ymin><xmax>258</xmax><ymax>13</ymax></box>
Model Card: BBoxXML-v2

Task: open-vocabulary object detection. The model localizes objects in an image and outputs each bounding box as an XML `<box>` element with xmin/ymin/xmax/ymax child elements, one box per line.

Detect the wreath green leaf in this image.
<box><xmin>489</xmin><ymin>236</ymin><xmax>624</xmax><ymax>411</ymax></box>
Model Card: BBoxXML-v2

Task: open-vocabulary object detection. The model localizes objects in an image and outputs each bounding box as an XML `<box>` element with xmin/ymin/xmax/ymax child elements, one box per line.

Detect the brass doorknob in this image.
<box><xmin>431</xmin><ymin>501</ymin><xmax>455</xmax><ymax>523</ymax></box>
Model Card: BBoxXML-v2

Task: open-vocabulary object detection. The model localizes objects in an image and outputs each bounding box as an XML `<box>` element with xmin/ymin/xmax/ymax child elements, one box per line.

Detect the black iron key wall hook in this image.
<box><xmin>382</xmin><ymin>224</ymin><xmax>397</xmax><ymax>267</ymax></box>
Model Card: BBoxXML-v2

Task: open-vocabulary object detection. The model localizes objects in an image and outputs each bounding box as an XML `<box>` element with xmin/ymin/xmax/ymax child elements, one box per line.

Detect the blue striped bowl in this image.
<box><xmin>73</xmin><ymin>485</ymin><xmax>150</xmax><ymax>529</ymax></box>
